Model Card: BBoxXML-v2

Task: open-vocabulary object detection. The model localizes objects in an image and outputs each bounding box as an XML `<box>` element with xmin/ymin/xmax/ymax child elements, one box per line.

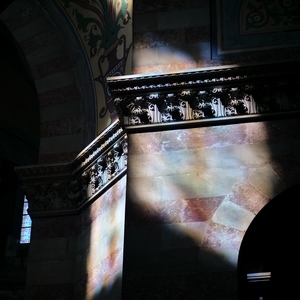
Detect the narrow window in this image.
<box><xmin>20</xmin><ymin>196</ymin><xmax>31</xmax><ymax>244</ymax></box>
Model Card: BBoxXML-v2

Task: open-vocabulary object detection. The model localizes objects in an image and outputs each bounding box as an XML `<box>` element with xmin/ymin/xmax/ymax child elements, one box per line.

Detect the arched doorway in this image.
<box><xmin>0</xmin><ymin>20</ymin><xmax>40</xmax><ymax>165</ymax></box>
<box><xmin>0</xmin><ymin>19</ymin><xmax>40</xmax><ymax>299</ymax></box>
<box><xmin>238</xmin><ymin>183</ymin><xmax>299</xmax><ymax>299</ymax></box>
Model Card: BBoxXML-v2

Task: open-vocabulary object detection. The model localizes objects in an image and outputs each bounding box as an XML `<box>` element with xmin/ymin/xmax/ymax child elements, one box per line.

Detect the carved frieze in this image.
<box><xmin>108</xmin><ymin>61</ymin><xmax>300</xmax><ymax>129</ymax></box>
<box><xmin>15</xmin><ymin>62</ymin><xmax>300</xmax><ymax>216</ymax></box>
<box><xmin>14</xmin><ymin>121</ymin><xmax>127</xmax><ymax>216</ymax></box>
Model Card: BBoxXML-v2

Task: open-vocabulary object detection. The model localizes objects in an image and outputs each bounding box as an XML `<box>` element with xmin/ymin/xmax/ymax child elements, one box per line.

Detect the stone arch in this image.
<box><xmin>0</xmin><ymin>19</ymin><xmax>39</xmax><ymax>166</ymax></box>
<box><xmin>0</xmin><ymin>0</ymin><xmax>96</xmax><ymax>164</ymax></box>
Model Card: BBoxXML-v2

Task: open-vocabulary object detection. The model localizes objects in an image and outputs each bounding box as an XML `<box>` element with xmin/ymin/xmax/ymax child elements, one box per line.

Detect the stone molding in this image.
<box><xmin>14</xmin><ymin>61</ymin><xmax>300</xmax><ymax>216</ymax></box>
<box><xmin>108</xmin><ymin>61</ymin><xmax>300</xmax><ymax>132</ymax></box>
<box><xmin>14</xmin><ymin>120</ymin><xmax>127</xmax><ymax>217</ymax></box>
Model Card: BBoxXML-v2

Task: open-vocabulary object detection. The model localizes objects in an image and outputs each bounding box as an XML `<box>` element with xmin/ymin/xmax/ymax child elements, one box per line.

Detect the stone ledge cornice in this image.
<box><xmin>107</xmin><ymin>61</ymin><xmax>300</xmax><ymax>131</ymax></box>
<box><xmin>14</xmin><ymin>120</ymin><xmax>127</xmax><ymax>216</ymax></box>
<box><xmin>107</xmin><ymin>61</ymin><xmax>300</xmax><ymax>94</ymax></box>
<box><xmin>15</xmin><ymin>120</ymin><xmax>125</xmax><ymax>182</ymax></box>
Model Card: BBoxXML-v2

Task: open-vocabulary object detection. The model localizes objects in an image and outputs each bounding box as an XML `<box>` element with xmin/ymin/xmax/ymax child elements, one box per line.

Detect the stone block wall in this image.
<box><xmin>26</xmin><ymin>215</ymin><xmax>78</xmax><ymax>300</ymax></box>
<box><xmin>132</xmin><ymin>0</ymin><xmax>211</xmax><ymax>74</ymax></box>
<box><xmin>122</xmin><ymin>117</ymin><xmax>300</xmax><ymax>299</ymax></box>
<box><xmin>75</xmin><ymin>176</ymin><xmax>127</xmax><ymax>300</ymax></box>
<box><xmin>132</xmin><ymin>0</ymin><xmax>300</xmax><ymax>75</ymax></box>
<box><xmin>25</xmin><ymin>175</ymin><xmax>127</xmax><ymax>300</ymax></box>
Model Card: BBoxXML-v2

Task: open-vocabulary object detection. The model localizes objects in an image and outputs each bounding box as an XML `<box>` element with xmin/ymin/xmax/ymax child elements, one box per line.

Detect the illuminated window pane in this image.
<box><xmin>20</xmin><ymin>196</ymin><xmax>31</xmax><ymax>244</ymax></box>
<box><xmin>21</xmin><ymin>215</ymin><xmax>32</xmax><ymax>227</ymax></box>
<box><xmin>20</xmin><ymin>228</ymin><xmax>31</xmax><ymax>244</ymax></box>
<box><xmin>23</xmin><ymin>202</ymin><xmax>29</xmax><ymax>214</ymax></box>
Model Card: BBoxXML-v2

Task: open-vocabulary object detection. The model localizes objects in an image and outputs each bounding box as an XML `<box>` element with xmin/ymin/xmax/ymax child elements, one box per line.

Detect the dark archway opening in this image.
<box><xmin>238</xmin><ymin>183</ymin><xmax>300</xmax><ymax>299</ymax></box>
<box><xmin>0</xmin><ymin>19</ymin><xmax>40</xmax><ymax>165</ymax></box>
<box><xmin>0</xmin><ymin>15</ymin><xmax>40</xmax><ymax>299</ymax></box>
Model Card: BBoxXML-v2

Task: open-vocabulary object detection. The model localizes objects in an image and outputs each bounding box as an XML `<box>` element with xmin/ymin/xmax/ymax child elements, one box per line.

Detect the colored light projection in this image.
<box><xmin>57</xmin><ymin>0</ymin><xmax>133</xmax><ymax>134</ymax></box>
<box><xmin>121</xmin><ymin>120</ymin><xmax>294</xmax><ymax>298</ymax></box>
<box><xmin>84</xmin><ymin>184</ymin><xmax>126</xmax><ymax>298</ymax></box>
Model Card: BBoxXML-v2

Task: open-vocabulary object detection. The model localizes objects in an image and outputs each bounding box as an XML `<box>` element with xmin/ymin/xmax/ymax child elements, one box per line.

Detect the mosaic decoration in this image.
<box><xmin>241</xmin><ymin>0</ymin><xmax>300</xmax><ymax>34</ymax></box>
<box><xmin>211</xmin><ymin>0</ymin><xmax>300</xmax><ymax>57</ymax></box>
<box><xmin>57</xmin><ymin>0</ymin><xmax>133</xmax><ymax>133</ymax></box>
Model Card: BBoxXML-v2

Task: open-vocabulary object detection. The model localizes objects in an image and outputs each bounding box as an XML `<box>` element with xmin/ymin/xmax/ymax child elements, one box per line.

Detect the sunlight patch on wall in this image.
<box><xmin>85</xmin><ymin>187</ymin><xmax>126</xmax><ymax>299</ymax></box>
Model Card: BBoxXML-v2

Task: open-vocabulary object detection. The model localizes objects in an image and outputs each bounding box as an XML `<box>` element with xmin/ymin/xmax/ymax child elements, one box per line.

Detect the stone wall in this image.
<box><xmin>122</xmin><ymin>117</ymin><xmax>300</xmax><ymax>299</ymax></box>
<box><xmin>26</xmin><ymin>214</ymin><xmax>77</xmax><ymax>299</ymax></box>
<box><xmin>0</xmin><ymin>0</ymin><xmax>95</xmax><ymax>165</ymax></box>
<box><xmin>132</xmin><ymin>0</ymin><xmax>211</xmax><ymax>73</ymax></box>
<box><xmin>25</xmin><ymin>175</ymin><xmax>127</xmax><ymax>300</ymax></box>
<box><xmin>75</xmin><ymin>176</ymin><xmax>127</xmax><ymax>300</ymax></box>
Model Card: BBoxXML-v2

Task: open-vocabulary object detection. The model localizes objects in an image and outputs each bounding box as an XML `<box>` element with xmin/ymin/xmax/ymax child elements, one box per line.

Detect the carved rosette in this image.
<box><xmin>15</xmin><ymin>121</ymin><xmax>127</xmax><ymax>216</ymax></box>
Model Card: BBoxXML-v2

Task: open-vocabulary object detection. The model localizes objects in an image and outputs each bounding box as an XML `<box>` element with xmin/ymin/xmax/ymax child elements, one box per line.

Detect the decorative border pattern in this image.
<box><xmin>108</xmin><ymin>62</ymin><xmax>300</xmax><ymax>130</ymax></box>
<box><xmin>15</xmin><ymin>61</ymin><xmax>300</xmax><ymax>215</ymax></box>
<box><xmin>57</xmin><ymin>0</ymin><xmax>133</xmax><ymax>133</ymax></box>
<box><xmin>211</xmin><ymin>0</ymin><xmax>300</xmax><ymax>58</ymax></box>
<box><xmin>15</xmin><ymin>120</ymin><xmax>127</xmax><ymax>216</ymax></box>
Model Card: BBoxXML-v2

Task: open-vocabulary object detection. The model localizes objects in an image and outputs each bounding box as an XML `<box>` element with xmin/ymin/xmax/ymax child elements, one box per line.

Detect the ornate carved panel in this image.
<box><xmin>108</xmin><ymin>61</ymin><xmax>300</xmax><ymax>132</ymax></box>
<box><xmin>15</xmin><ymin>121</ymin><xmax>127</xmax><ymax>216</ymax></box>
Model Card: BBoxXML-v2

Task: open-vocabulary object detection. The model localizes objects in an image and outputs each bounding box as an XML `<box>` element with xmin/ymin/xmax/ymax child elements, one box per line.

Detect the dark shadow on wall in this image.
<box><xmin>92</xmin><ymin>276</ymin><xmax>123</xmax><ymax>300</ymax></box>
<box><xmin>0</xmin><ymin>15</ymin><xmax>39</xmax><ymax>300</ymax></box>
<box><xmin>238</xmin><ymin>181</ymin><xmax>300</xmax><ymax>299</ymax></box>
<box><xmin>237</xmin><ymin>117</ymin><xmax>300</xmax><ymax>299</ymax></box>
<box><xmin>120</xmin><ymin>117</ymin><xmax>300</xmax><ymax>300</ymax></box>
<box><xmin>0</xmin><ymin>20</ymin><xmax>40</xmax><ymax>166</ymax></box>
<box><xmin>0</xmin><ymin>160</ymin><xmax>28</xmax><ymax>300</ymax></box>
<box><xmin>0</xmin><ymin>0</ymin><xmax>15</xmax><ymax>13</ymax></box>
<box><xmin>121</xmin><ymin>196</ymin><xmax>238</xmax><ymax>300</ymax></box>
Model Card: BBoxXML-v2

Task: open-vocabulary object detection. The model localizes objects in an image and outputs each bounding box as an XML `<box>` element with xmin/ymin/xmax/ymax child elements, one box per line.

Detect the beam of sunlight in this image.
<box><xmin>85</xmin><ymin>189</ymin><xmax>126</xmax><ymax>299</ymax></box>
